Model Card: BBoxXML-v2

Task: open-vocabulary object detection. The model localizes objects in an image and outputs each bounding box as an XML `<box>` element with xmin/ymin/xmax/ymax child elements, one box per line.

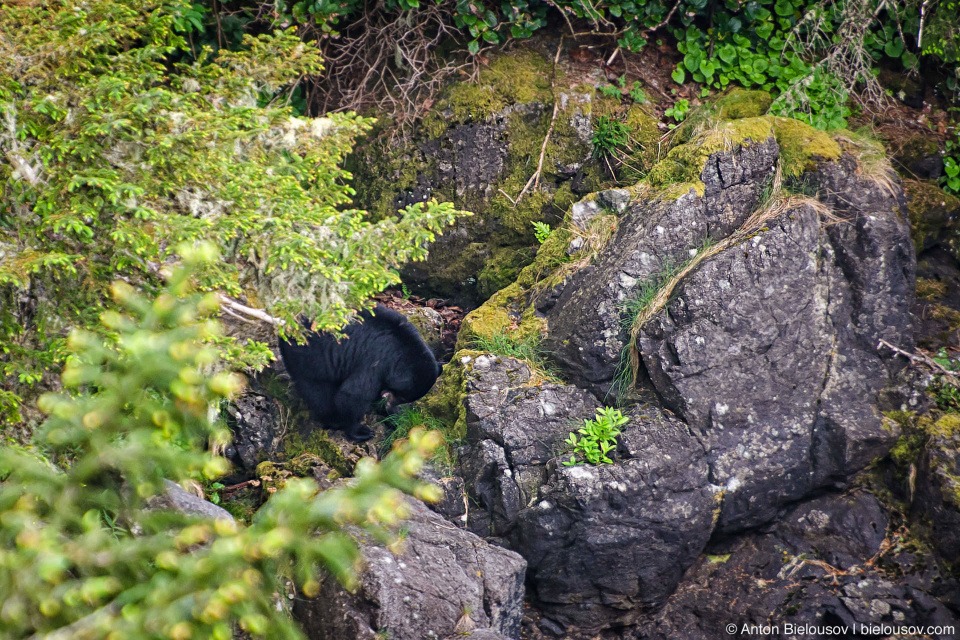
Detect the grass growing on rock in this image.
<box><xmin>380</xmin><ymin>406</ymin><xmax>457</xmax><ymax>473</ymax></box>
<box><xmin>611</xmin><ymin>237</ymin><xmax>715</xmax><ymax>399</ymax></box>
<box><xmin>472</xmin><ymin>332</ymin><xmax>561</xmax><ymax>381</ymax></box>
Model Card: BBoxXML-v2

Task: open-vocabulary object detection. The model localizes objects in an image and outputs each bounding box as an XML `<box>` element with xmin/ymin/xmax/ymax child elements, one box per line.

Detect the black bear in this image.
<box><xmin>279</xmin><ymin>305</ymin><xmax>442</xmax><ymax>442</ymax></box>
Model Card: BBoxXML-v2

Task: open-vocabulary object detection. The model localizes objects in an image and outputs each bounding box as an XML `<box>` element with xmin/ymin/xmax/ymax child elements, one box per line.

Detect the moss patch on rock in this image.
<box><xmin>671</xmin><ymin>88</ymin><xmax>773</xmax><ymax>145</ymax></box>
<box><xmin>431</xmin><ymin>49</ymin><xmax>553</xmax><ymax>125</ymax></box>
<box><xmin>349</xmin><ymin>48</ymin><xmax>605</xmax><ymax>306</ymax></box>
<box><xmin>647</xmin><ymin>116</ymin><xmax>775</xmax><ymax>193</ymax></box>
<box><xmin>904</xmin><ymin>179</ymin><xmax>960</xmax><ymax>254</ymax></box>
<box><xmin>282</xmin><ymin>429</ymin><xmax>352</xmax><ymax>477</ymax></box>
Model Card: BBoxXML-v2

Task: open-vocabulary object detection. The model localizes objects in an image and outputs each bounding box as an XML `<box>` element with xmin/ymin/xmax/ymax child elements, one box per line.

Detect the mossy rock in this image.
<box><xmin>282</xmin><ymin>429</ymin><xmax>352</xmax><ymax>477</ymax></box>
<box><xmin>646</xmin><ymin>115</ymin><xmax>841</xmax><ymax>197</ymax></box>
<box><xmin>623</xmin><ymin>105</ymin><xmax>662</xmax><ymax>175</ymax></box>
<box><xmin>671</xmin><ymin>88</ymin><xmax>773</xmax><ymax>145</ymax></box>
<box><xmin>348</xmin><ymin>48</ymin><xmax>615</xmax><ymax>306</ymax></box>
<box><xmin>712</xmin><ymin>89</ymin><xmax>773</xmax><ymax>120</ymax></box>
<box><xmin>904</xmin><ymin>179</ymin><xmax>960</xmax><ymax>254</ymax></box>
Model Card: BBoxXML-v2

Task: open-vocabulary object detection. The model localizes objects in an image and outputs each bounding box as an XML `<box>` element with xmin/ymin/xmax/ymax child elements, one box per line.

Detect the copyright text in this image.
<box><xmin>726</xmin><ymin>622</ymin><xmax>955</xmax><ymax>636</ymax></box>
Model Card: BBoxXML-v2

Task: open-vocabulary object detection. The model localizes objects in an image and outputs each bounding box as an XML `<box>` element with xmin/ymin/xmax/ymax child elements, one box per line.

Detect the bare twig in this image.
<box><xmin>220</xmin><ymin>479</ymin><xmax>261</xmax><ymax>494</ymax></box>
<box><xmin>516</xmin><ymin>101</ymin><xmax>560</xmax><ymax>202</ymax></box>
<box><xmin>515</xmin><ymin>40</ymin><xmax>563</xmax><ymax>204</ymax></box>
<box><xmin>497</xmin><ymin>188</ymin><xmax>518</xmax><ymax>206</ymax></box>
<box><xmin>217</xmin><ymin>295</ymin><xmax>284</xmax><ymax>326</ymax></box>
<box><xmin>877</xmin><ymin>338</ymin><xmax>960</xmax><ymax>380</ymax></box>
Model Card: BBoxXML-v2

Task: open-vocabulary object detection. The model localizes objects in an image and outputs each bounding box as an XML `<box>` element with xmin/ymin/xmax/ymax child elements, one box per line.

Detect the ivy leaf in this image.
<box><xmin>467</xmin><ymin>39</ymin><xmax>480</xmax><ymax>55</ymax></box>
<box><xmin>671</xmin><ymin>67</ymin><xmax>686</xmax><ymax>84</ymax></box>
<box><xmin>718</xmin><ymin>44</ymin><xmax>737</xmax><ymax>64</ymax></box>
<box><xmin>774</xmin><ymin>0</ymin><xmax>794</xmax><ymax>17</ymax></box>
<box><xmin>884</xmin><ymin>38</ymin><xmax>904</xmax><ymax>58</ymax></box>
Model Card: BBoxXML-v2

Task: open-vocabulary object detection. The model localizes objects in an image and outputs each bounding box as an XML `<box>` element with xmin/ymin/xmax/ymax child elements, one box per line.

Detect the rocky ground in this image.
<box><xmin>210</xmin><ymin>42</ymin><xmax>960</xmax><ymax>640</ymax></box>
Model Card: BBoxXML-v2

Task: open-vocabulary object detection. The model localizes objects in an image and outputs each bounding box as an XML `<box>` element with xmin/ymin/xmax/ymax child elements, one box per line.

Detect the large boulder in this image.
<box><xmin>448</xmin><ymin>354</ymin><xmax>716</xmax><ymax>630</ymax></box>
<box><xmin>516</xmin><ymin>406</ymin><xmax>716</xmax><ymax>630</ymax></box>
<box><xmin>458</xmin><ymin>353</ymin><xmax>599</xmax><ymax>539</ymax></box>
<box><xmin>639</xmin><ymin>174</ymin><xmax>913</xmax><ymax>531</ymax></box>
<box><xmin>294</xmin><ymin>497</ymin><xmax>526</xmax><ymax>640</ymax></box>
<box><xmin>447</xmin><ymin>113</ymin><xmax>919</xmax><ymax>631</ymax></box>
<box><xmin>543</xmin><ymin>118</ymin><xmax>914</xmax><ymax>535</ymax></box>
<box><xmin>914</xmin><ymin>414</ymin><xmax>960</xmax><ymax>565</ymax></box>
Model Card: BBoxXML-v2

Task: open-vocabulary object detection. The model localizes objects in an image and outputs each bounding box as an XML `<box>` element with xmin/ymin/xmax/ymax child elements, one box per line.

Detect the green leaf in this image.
<box><xmin>671</xmin><ymin>67</ymin><xmax>686</xmax><ymax>84</ymax></box>
<box><xmin>718</xmin><ymin>44</ymin><xmax>737</xmax><ymax>64</ymax></box>
<box><xmin>884</xmin><ymin>39</ymin><xmax>904</xmax><ymax>58</ymax></box>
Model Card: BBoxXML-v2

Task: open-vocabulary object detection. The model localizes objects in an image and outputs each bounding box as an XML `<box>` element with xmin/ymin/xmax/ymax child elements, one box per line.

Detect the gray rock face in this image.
<box><xmin>294</xmin><ymin>497</ymin><xmax>526</xmax><ymax>640</ymax></box>
<box><xmin>630</xmin><ymin>491</ymin><xmax>960</xmax><ymax>640</ymax></box>
<box><xmin>516</xmin><ymin>407</ymin><xmax>716</xmax><ymax>630</ymax></box>
<box><xmin>452</xmin><ymin>354</ymin><xmax>716</xmax><ymax>630</ymax></box>
<box><xmin>542</xmin><ymin>138</ymin><xmax>780</xmax><ymax>393</ymax></box>
<box><xmin>454</xmin><ymin>134</ymin><xmax>920</xmax><ymax>632</ymax></box>
<box><xmin>225</xmin><ymin>393</ymin><xmax>282</xmax><ymax>473</ymax></box>
<box><xmin>458</xmin><ymin>354</ymin><xmax>599</xmax><ymax>538</ymax></box>
<box><xmin>914</xmin><ymin>420</ymin><xmax>960</xmax><ymax>564</ymax></box>
<box><xmin>147</xmin><ymin>479</ymin><xmax>235</xmax><ymax>521</ymax></box>
<box><xmin>638</xmin><ymin>158</ymin><xmax>914</xmax><ymax>532</ymax></box>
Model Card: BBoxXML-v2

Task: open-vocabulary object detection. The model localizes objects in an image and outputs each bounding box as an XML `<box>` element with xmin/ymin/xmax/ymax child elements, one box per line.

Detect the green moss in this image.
<box><xmin>647</xmin><ymin>116</ymin><xmax>775</xmax><ymax>194</ymax></box>
<box><xmin>930</xmin><ymin>413</ymin><xmax>960</xmax><ymax>439</ymax></box>
<box><xmin>219</xmin><ymin>489</ymin><xmax>259</xmax><ymax>524</ymax></box>
<box><xmin>771</xmin><ymin>117</ymin><xmax>842</xmax><ymax>177</ymax></box>
<box><xmin>455</xmin><ymin>282</ymin><xmax>526</xmax><ymax>351</ymax></box>
<box><xmin>283</xmin><ymin>430</ymin><xmax>351</xmax><ymax>477</ymax></box>
<box><xmin>895</xmin><ymin>135</ymin><xmax>940</xmax><ymax>174</ymax></box>
<box><xmin>712</xmin><ymin>89</ymin><xmax>773</xmax><ymax>120</ymax></box>
<box><xmin>478</xmin><ymin>246</ymin><xmax>536</xmax><ymax>299</ymax></box>
<box><xmin>420</xmin><ymin>353</ymin><xmax>473</xmax><ymax>444</ymax></box>
<box><xmin>671</xmin><ymin>89</ymin><xmax>773</xmax><ymax>145</ymax></box>
<box><xmin>623</xmin><ymin>105</ymin><xmax>662</xmax><ymax>176</ymax></box>
<box><xmin>904</xmin><ymin>180</ymin><xmax>960</xmax><ymax>254</ymax></box>
<box><xmin>917</xmin><ymin>277</ymin><xmax>948</xmax><ymax>300</ymax></box>
<box><xmin>441</xmin><ymin>49</ymin><xmax>553</xmax><ymax>123</ymax></box>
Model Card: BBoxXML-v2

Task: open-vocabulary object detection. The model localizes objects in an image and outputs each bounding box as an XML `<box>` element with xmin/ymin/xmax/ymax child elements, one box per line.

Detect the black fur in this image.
<box><xmin>279</xmin><ymin>305</ymin><xmax>441</xmax><ymax>442</ymax></box>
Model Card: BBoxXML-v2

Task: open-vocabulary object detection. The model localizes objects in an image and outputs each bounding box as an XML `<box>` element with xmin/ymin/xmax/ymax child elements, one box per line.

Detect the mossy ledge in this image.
<box><xmin>646</xmin><ymin>115</ymin><xmax>842</xmax><ymax>198</ymax></box>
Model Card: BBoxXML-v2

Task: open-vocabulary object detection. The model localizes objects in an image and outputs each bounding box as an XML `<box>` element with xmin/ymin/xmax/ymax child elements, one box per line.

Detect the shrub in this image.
<box><xmin>0</xmin><ymin>0</ymin><xmax>469</xmax><ymax>434</ymax></box>
<box><xmin>0</xmin><ymin>245</ymin><xmax>443</xmax><ymax>639</ymax></box>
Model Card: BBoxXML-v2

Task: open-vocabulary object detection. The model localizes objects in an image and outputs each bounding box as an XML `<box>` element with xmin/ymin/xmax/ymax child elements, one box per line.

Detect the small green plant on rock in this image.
<box><xmin>591</xmin><ymin>116</ymin><xmax>632</xmax><ymax>159</ymax></box>
<box><xmin>942</xmin><ymin>134</ymin><xmax>960</xmax><ymax>196</ymax></box>
<box><xmin>931</xmin><ymin>349</ymin><xmax>960</xmax><ymax>412</ymax></box>
<box><xmin>532</xmin><ymin>221</ymin><xmax>553</xmax><ymax>243</ymax></box>
<box><xmin>563</xmin><ymin>407</ymin><xmax>629</xmax><ymax>466</ymax></box>
<box><xmin>665</xmin><ymin>99</ymin><xmax>691</xmax><ymax>125</ymax></box>
<box><xmin>628</xmin><ymin>81</ymin><xmax>648</xmax><ymax>104</ymax></box>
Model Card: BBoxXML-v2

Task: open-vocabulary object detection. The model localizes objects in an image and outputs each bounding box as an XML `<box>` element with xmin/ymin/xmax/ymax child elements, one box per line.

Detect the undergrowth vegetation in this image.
<box><xmin>0</xmin><ymin>0</ymin><xmax>469</xmax><ymax>436</ymax></box>
<box><xmin>380</xmin><ymin>406</ymin><xmax>458</xmax><ymax>473</ymax></box>
<box><xmin>562</xmin><ymin>407</ymin><xmax>629</xmax><ymax>466</ymax></box>
<box><xmin>131</xmin><ymin>1</ymin><xmax>960</xmax><ymax>131</ymax></box>
<box><xmin>472</xmin><ymin>332</ymin><xmax>561</xmax><ymax>380</ymax></box>
<box><xmin>0</xmin><ymin>245</ymin><xmax>443</xmax><ymax>639</ymax></box>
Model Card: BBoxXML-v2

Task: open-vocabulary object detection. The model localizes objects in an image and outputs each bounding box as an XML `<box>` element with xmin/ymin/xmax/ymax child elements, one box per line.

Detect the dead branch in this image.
<box><xmin>516</xmin><ymin>40</ymin><xmax>564</xmax><ymax>205</ymax></box>
<box><xmin>218</xmin><ymin>294</ymin><xmax>284</xmax><ymax>326</ymax></box>
<box><xmin>877</xmin><ymin>338</ymin><xmax>960</xmax><ymax>381</ymax></box>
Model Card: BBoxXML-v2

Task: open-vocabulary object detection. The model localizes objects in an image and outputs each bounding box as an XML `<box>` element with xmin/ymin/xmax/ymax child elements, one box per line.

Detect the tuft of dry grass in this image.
<box><xmin>834</xmin><ymin>128</ymin><xmax>900</xmax><ymax>197</ymax></box>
